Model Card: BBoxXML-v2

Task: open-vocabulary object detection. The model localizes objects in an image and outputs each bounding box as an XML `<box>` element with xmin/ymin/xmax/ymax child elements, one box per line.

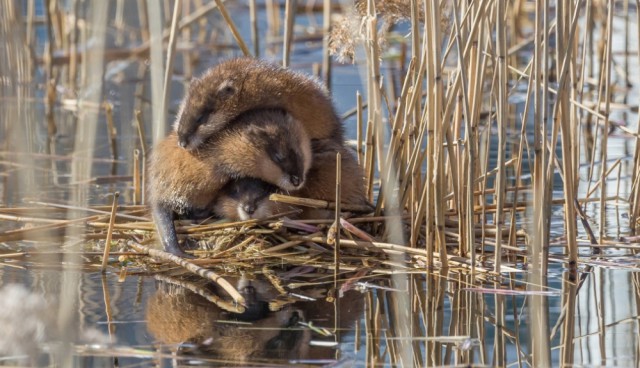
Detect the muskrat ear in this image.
<box><xmin>217</xmin><ymin>80</ymin><xmax>236</xmax><ymax>97</ymax></box>
<box><xmin>246</xmin><ymin>124</ymin><xmax>270</xmax><ymax>139</ymax></box>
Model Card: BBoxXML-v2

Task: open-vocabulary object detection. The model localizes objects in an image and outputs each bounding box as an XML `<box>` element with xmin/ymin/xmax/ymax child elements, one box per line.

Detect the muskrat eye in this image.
<box><xmin>218</xmin><ymin>82</ymin><xmax>235</xmax><ymax>96</ymax></box>
<box><xmin>195</xmin><ymin>113</ymin><xmax>207</xmax><ymax>126</ymax></box>
<box><xmin>273</xmin><ymin>153</ymin><xmax>284</xmax><ymax>164</ymax></box>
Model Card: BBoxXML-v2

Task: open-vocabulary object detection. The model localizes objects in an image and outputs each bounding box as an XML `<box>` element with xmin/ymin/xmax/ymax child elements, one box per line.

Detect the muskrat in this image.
<box><xmin>147</xmin><ymin>109</ymin><xmax>312</xmax><ymax>255</ymax></box>
<box><xmin>213</xmin><ymin>140</ymin><xmax>372</xmax><ymax>221</ymax></box>
<box><xmin>174</xmin><ymin>57</ymin><xmax>343</xmax><ymax>151</ymax></box>
<box><xmin>213</xmin><ymin>178</ymin><xmax>283</xmax><ymax>221</ymax></box>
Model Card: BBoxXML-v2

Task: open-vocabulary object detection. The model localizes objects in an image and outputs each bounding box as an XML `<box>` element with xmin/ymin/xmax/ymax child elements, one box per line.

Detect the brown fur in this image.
<box><xmin>146</xmin><ymin>277</ymin><xmax>363</xmax><ymax>361</ymax></box>
<box><xmin>148</xmin><ymin>109</ymin><xmax>312</xmax><ymax>216</ymax></box>
<box><xmin>213</xmin><ymin>140</ymin><xmax>372</xmax><ymax>221</ymax></box>
<box><xmin>148</xmin><ymin>109</ymin><xmax>312</xmax><ymax>254</ymax></box>
<box><xmin>174</xmin><ymin>57</ymin><xmax>344</xmax><ymax>150</ymax></box>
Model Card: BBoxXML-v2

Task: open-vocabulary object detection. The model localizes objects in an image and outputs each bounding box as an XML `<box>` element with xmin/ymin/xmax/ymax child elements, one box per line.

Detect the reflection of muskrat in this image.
<box><xmin>174</xmin><ymin>57</ymin><xmax>343</xmax><ymax>151</ymax></box>
<box><xmin>146</xmin><ymin>276</ymin><xmax>363</xmax><ymax>363</ymax></box>
<box><xmin>146</xmin><ymin>278</ymin><xmax>310</xmax><ymax>363</ymax></box>
<box><xmin>147</xmin><ymin>109</ymin><xmax>312</xmax><ymax>255</ymax></box>
<box><xmin>213</xmin><ymin>140</ymin><xmax>372</xmax><ymax>221</ymax></box>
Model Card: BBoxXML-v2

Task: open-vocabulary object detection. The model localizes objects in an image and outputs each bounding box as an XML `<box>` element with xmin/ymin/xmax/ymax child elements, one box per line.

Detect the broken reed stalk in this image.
<box><xmin>100</xmin><ymin>274</ymin><xmax>116</xmax><ymax>342</ymax></box>
<box><xmin>268</xmin><ymin>193</ymin><xmax>373</xmax><ymax>213</ymax></box>
<box><xmin>0</xmin><ymin>214</ymin><xmax>103</xmax><ymax>242</ymax></box>
<box><xmin>101</xmin><ymin>192</ymin><xmax>119</xmax><ymax>272</ymax></box>
<box><xmin>154</xmin><ymin>274</ymin><xmax>244</xmax><ymax>314</ymax></box>
<box><xmin>133</xmin><ymin>149</ymin><xmax>141</xmax><ymax>204</ymax></box>
<box><xmin>103</xmin><ymin>102</ymin><xmax>117</xmax><ymax>160</ymax></box>
<box><xmin>134</xmin><ymin>110</ymin><xmax>147</xmax><ymax>203</ymax></box>
<box><xmin>128</xmin><ymin>241</ymin><xmax>245</xmax><ymax>306</ymax></box>
<box><xmin>134</xmin><ymin>110</ymin><xmax>148</xmax><ymax>155</ymax></box>
<box><xmin>212</xmin><ymin>0</ymin><xmax>250</xmax><ymax>56</ymax></box>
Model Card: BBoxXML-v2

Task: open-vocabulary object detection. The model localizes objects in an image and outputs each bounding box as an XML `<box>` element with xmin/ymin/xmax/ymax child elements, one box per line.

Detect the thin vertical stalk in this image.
<box><xmin>630</xmin><ymin>0</ymin><xmax>640</xmax><ymax>234</ymax></box>
<box><xmin>529</xmin><ymin>0</ymin><xmax>552</xmax><ymax>364</ymax></box>
<box><xmin>333</xmin><ymin>151</ymin><xmax>341</xmax><ymax>334</ymax></box>
<box><xmin>26</xmin><ymin>0</ymin><xmax>35</xmax><ymax>48</ymax></box>
<box><xmin>101</xmin><ymin>192</ymin><xmax>120</xmax><ymax>272</ymax></box>
<box><xmin>364</xmin><ymin>0</ymin><xmax>411</xmax><ymax>363</ymax></box>
<box><xmin>249</xmin><ymin>0</ymin><xmax>259</xmax><ymax>57</ymax></box>
<box><xmin>423</xmin><ymin>0</ymin><xmax>436</xmax><ymax>269</ymax></box>
<box><xmin>531</xmin><ymin>0</ymin><xmax>551</xmax><ymax>277</ymax></box>
<box><xmin>104</xmin><ymin>103</ymin><xmax>117</xmax><ymax>160</ymax></box>
<box><xmin>133</xmin><ymin>149</ymin><xmax>141</xmax><ymax>205</ymax></box>
<box><xmin>68</xmin><ymin>0</ymin><xmax>79</xmax><ymax>91</ymax></box>
<box><xmin>138</xmin><ymin>0</ymin><xmax>149</xmax><ymax>42</ymax></box>
<box><xmin>321</xmin><ymin>0</ymin><xmax>331</xmax><ymax>87</ymax></box>
<box><xmin>554</xmin><ymin>0</ymin><xmax>582</xmax><ymax>270</ymax></box>
<box><xmin>428</xmin><ymin>1</ymin><xmax>447</xmax><ymax>269</ymax></box>
<box><xmin>494</xmin><ymin>0</ymin><xmax>507</xmax><ymax>273</ymax></box>
<box><xmin>134</xmin><ymin>110</ymin><xmax>147</xmax><ymax>203</ymax></box>
<box><xmin>356</xmin><ymin>91</ymin><xmax>363</xmax><ymax>165</ymax></box>
<box><xmin>146</xmin><ymin>0</ymin><xmax>165</xmax><ymax>145</ymax></box>
<box><xmin>162</xmin><ymin>0</ymin><xmax>181</xmax><ymax>140</ymax></box>
<box><xmin>283</xmin><ymin>0</ymin><xmax>296</xmax><ymax>67</ymax></box>
<box><xmin>599</xmin><ymin>0</ymin><xmax>614</xmax><ymax>242</ymax></box>
<box><xmin>61</xmin><ymin>2</ymin><xmax>109</xmax><ymax>364</ymax></box>
<box><xmin>451</xmin><ymin>0</ymin><xmax>478</xmax><ymax>272</ymax></box>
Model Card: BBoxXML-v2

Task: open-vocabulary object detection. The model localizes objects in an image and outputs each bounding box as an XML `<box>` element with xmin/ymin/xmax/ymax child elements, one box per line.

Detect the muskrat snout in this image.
<box><xmin>178</xmin><ymin>137</ymin><xmax>189</xmax><ymax>148</ymax></box>
<box><xmin>290</xmin><ymin>175</ymin><xmax>301</xmax><ymax>188</ymax></box>
<box><xmin>242</xmin><ymin>203</ymin><xmax>257</xmax><ymax>215</ymax></box>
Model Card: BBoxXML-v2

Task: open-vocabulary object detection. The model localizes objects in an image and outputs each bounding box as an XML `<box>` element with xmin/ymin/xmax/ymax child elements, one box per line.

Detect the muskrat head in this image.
<box><xmin>174</xmin><ymin>70</ymin><xmax>244</xmax><ymax>151</ymax></box>
<box><xmin>246</xmin><ymin>113</ymin><xmax>312</xmax><ymax>191</ymax></box>
<box><xmin>215</xmin><ymin>178</ymin><xmax>279</xmax><ymax>221</ymax></box>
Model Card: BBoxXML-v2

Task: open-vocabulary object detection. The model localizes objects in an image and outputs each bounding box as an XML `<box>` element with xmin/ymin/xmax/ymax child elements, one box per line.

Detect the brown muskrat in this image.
<box><xmin>173</xmin><ymin>57</ymin><xmax>343</xmax><ymax>151</ymax></box>
<box><xmin>147</xmin><ymin>109</ymin><xmax>312</xmax><ymax>255</ymax></box>
<box><xmin>213</xmin><ymin>140</ymin><xmax>372</xmax><ymax>221</ymax></box>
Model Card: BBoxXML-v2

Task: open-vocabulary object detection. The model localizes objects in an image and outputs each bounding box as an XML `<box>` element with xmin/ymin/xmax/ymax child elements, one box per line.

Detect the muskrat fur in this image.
<box><xmin>147</xmin><ymin>109</ymin><xmax>312</xmax><ymax>254</ymax></box>
<box><xmin>213</xmin><ymin>140</ymin><xmax>371</xmax><ymax>221</ymax></box>
<box><xmin>174</xmin><ymin>57</ymin><xmax>343</xmax><ymax>151</ymax></box>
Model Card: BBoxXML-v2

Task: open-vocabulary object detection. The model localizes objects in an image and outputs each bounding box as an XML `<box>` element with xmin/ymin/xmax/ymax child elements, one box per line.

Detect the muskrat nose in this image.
<box><xmin>178</xmin><ymin>137</ymin><xmax>188</xmax><ymax>148</ymax></box>
<box><xmin>242</xmin><ymin>203</ymin><xmax>256</xmax><ymax>214</ymax></box>
<box><xmin>290</xmin><ymin>175</ymin><xmax>301</xmax><ymax>187</ymax></box>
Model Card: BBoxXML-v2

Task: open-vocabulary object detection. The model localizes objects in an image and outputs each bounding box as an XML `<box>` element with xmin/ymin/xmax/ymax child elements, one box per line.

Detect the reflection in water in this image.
<box><xmin>0</xmin><ymin>283</ymin><xmax>111</xmax><ymax>366</ymax></box>
<box><xmin>146</xmin><ymin>273</ymin><xmax>363</xmax><ymax>365</ymax></box>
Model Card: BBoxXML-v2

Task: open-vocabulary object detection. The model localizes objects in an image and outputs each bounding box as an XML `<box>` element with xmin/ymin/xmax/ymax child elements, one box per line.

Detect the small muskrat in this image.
<box><xmin>147</xmin><ymin>109</ymin><xmax>312</xmax><ymax>255</ymax></box>
<box><xmin>213</xmin><ymin>140</ymin><xmax>371</xmax><ymax>221</ymax></box>
<box><xmin>174</xmin><ymin>57</ymin><xmax>343</xmax><ymax>151</ymax></box>
<box><xmin>213</xmin><ymin>178</ymin><xmax>283</xmax><ymax>221</ymax></box>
